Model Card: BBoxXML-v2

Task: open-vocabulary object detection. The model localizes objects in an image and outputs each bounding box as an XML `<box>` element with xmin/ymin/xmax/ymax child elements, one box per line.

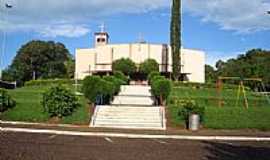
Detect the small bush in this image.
<box><xmin>177</xmin><ymin>100</ymin><xmax>205</xmax><ymax>123</ymax></box>
<box><xmin>148</xmin><ymin>71</ymin><xmax>160</xmax><ymax>84</ymax></box>
<box><xmin>25</xmin><ymin>79</ymin><xmax>74</xmax><ymax>86</ymax></box>
<box><xmin>0</xmin><ymin>89</ymin><xmax>16</xmax><ymax>112</ymax></box>
<box><xmin>151</xmin><ymin>77</ymin><xmax>172</xmax><ymax>105</ymax></box>
<box><xmin>42</xmin><ymin>86</ymin><xmax>80</xmax><ymax>118</ymax></box>
<box><xmin>113</xmin><ymin>71</ymin><xmax>129</xmax><ymax>84</ymax></box>
<box><xmin>139</xmin><ymin>59</ymin><xmax>159</xmax><ymax>75</ymax></box>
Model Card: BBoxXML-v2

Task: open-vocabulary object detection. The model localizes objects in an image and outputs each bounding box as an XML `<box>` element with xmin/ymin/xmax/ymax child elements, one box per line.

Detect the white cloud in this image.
<box><xmin>40</xmin><ymin>25</ymin><xmax>90</xmax><ymax>38</ymax></box>
<box><xmin>0</xmin><ymin>0</ymin><xmax>169</xmax><ymax>37</ymax></box>
<box><xmin>183</xmin><ymin>0</ymin><xmax>270</xmax><ymax>33</ymax></box>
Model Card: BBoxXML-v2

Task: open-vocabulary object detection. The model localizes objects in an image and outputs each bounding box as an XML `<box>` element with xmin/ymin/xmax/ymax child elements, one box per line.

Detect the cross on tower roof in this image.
<box><xmin>137</xmin><ymin>32</ymin><xmax>146</xmax><ymax>43</ymax></box>
<box><xmin>99</xmin><ymin>23</ymin><xmax>105</xmax><ymax>32</ymax></box>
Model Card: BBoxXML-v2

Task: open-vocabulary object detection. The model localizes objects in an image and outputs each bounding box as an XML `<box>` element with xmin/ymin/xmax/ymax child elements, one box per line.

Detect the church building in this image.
<box><xmin>75</xmin><ymin>26</ymin><xmax>205</xmax><ymax>83</ymax></box>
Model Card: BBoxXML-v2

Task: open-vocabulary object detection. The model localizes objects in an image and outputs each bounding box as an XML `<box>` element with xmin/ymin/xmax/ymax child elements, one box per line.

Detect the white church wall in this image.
<box><xmin>182</xmin><ymin>49</ymin><xmax>205</xmax><ymax>83</ymax></box>
<box><xmin>110</xmin><ymin>44</ymin><xmax>130</xmax><ymax>61</ymax></box>
<box><xmin>149</xmin><ymin>44</ymin><xmax>163</xmax><ymax>71</ymax></box>
<box><xmin>130</xmin><ymin>44</ymin><xmax>148</xmax><ymax>64</ymax></box>
<box><xmin>75</xmin><ymin>49</ymin><xmax>96</xmax><ymax>79</ymax></box>
<box><xmin>75</xmin><ymin>42</ymin><xmax>205</xmax><ymax>83</ymax></box>
<box><xmin>167</xmin><ymin>47</ymin><xmax>205</xmax><ymax>83</ymax></box>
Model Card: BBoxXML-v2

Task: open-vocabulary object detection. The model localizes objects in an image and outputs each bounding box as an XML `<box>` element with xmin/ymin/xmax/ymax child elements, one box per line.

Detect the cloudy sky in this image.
<box><xmin>1</xmin><ymin>0</ymin><xmax>270</xmax><ymax>68</ymax></box>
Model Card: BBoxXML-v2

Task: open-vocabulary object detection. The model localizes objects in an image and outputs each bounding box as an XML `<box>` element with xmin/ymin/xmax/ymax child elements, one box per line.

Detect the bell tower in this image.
<box><xmin>94</xmin><ymin>23</ymin><xmax>109</xmax><ymax>47</ymax></box>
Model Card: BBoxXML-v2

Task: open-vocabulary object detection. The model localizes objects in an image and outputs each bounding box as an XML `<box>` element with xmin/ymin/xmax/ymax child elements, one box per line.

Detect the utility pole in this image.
<box><xmin>0</xmin><ymin>2</ymin><xmax>12</xmax><ymax>80</ymax></box>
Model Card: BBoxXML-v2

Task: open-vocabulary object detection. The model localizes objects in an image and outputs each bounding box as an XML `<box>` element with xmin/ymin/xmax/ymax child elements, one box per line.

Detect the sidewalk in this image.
<box><xmin>1</xmin><ymin>120</ymin><xmax>270</xmax><ymax>138</ymax></box>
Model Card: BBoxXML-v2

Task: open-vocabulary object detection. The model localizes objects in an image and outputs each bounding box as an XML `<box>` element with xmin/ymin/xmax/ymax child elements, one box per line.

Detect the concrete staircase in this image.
<box><xmin>90</xmin><ymin>85</ymin><xmax>166</xmax><ymax>130</ymax></box>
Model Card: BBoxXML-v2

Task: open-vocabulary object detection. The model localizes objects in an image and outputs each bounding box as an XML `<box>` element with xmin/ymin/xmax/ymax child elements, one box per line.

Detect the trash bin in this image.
<box><xmin>189</xmin><ymin>114</ymin><xmax>200</xmax><ymax>131</ymax></box>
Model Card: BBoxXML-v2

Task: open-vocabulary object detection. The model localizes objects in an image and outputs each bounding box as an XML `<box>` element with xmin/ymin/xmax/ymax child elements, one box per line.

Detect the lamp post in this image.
<box><xmin>0</xmin><ymin>2</ymin><xmax>12</xmax><ymax>80</ymax></box>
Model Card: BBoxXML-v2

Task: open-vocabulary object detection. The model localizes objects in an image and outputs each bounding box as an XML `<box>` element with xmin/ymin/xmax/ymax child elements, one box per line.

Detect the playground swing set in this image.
<box><xmin>216</xmin><ymin>77</ymin><xmax>270</xmax><ymax>109</ymax></box>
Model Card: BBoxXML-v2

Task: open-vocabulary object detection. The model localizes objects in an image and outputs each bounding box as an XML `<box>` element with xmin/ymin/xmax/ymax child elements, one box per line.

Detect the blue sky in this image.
<box><xmin>1</xmin><ymin>0</ymin><xmax>270</xmax><ymax>69</ymax></box>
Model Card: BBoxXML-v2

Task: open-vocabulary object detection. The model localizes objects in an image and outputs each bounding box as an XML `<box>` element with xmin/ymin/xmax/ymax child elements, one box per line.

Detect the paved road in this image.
<box><xmin>0</xmin><ymin>132</ymin><xmax>270</xmax><ymax>160</ymax></box>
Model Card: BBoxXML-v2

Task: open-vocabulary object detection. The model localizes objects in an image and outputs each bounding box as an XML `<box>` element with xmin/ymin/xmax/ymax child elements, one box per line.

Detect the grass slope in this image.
<box><xmin>168</xmin><ymin>86</ymin><xmax>270</xmax><ymax>130</ymax></box>
<box><xmin>0</xmin><ymin>85</ymin><xmax>90</xmax><ymax>125</ymax></box>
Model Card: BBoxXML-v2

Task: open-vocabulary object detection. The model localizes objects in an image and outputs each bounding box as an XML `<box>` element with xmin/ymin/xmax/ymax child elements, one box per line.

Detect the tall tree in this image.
<box><xmin>214</xmin><ymin>48</ymin><xmax>270</xmax><ymax>87</ymax></box>
<box><xmin>4</xmin><ymin>40</ymin><xmax>72</xmax><ymax>85</ymax></box>
<box><xmin>170</xmin><ymin>0</ymin><xmax>181</xmax><ymax>80</ymax></box>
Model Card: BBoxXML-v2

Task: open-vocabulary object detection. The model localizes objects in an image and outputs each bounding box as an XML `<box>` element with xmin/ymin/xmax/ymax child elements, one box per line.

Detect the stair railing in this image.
<box><xmin>90</xmin><ymin>105</ymin><xmax>100</xmax><ymax>127</ymax></box>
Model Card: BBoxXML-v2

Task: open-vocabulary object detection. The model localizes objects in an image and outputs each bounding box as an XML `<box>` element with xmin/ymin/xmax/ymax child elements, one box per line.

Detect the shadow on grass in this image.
<box><xmin>203</xmin><ymin>141</ymin><xmax>270</xmax><ymax>160</ymax></box>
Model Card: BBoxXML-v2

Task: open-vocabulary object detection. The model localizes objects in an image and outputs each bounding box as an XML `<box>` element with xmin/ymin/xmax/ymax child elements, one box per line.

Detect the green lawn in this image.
<box><xmin>168</xmin><ymin>86</ymin><xmax>270</xmax><ymax>130</ymax></box>
<box><xmin>1</xmin><ymin>84</ymin><xmax>270</xmax><ymax>130</ymax></box>
<box><xmin>0</xmin><ymin>85</ymin><xmax>90</xmax><ymax>125</ymax></box>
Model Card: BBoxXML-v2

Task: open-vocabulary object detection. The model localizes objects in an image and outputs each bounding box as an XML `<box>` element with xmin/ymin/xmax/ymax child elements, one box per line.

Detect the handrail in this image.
<box><xmin>90</xmin><ymin>105</ymin><xmax>100</xmax><ymax>126</ymax></box>
<box><xmin>159</xmin><ymin>107</ymin><xmax>166</xmax><ymax>130</ymax></box>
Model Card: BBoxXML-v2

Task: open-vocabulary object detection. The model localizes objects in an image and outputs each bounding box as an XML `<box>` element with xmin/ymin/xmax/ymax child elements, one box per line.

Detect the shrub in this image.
<box><xmin>82</xmin><ymin>76</ymin><xmax>124</xmax><ymax>105</ymax></box>
<box><xmin>99</xmin><ymin>79</ymin><xmax>115</xmax><ymax>104</ymax></box>
<box><xmin>112</xmin><ymin>58</ymin><xmax>137</xmax><ymax>76</ymax></box>
<box><xmin>25</xmin><ymin>79</ymin><xmax>73</xmax><ymax>86</ymax></box>
<box><xmin>139</xmin><ymin>59</ymin><xmax>159</xmax><ymax>75</ymax></box>
<box><xmin>151</xmin><ymin>77</ymin><xmax>172</xmax><ymax>105</ymax></box>
<box><xmin>103</xmin><ymin>76</ymin><xmax>124</xmax><ymax>95</ymax></box>
<box><xmin>0</xmin><ymin>89</ymin><xmax>16</xmax><ymax>112</ymax></box>
<box><xmin>82</xmin><ymin>76</ymin><xmax>102</xmax><ymax>103</ymax></box>
<box><xmin>113</xmin><ymin>71</ymin><xmax>129</xmax><ymax>84</ymax></box>
<box><xmin>148</xmin><ymin>71</ymin><xmax>160</xmax><ymax>84</ymax></box>
<box><xmin>152</xmin><ymin>75</ymin><xmax>166</xmax><ymax>83</ymax></box>
<box><xmin>177</xmin><ymin>100</ymin><xmax>205</xmax><ymax>123</ymax></box>
<box><xmin>42</xmin><ymin>86</ymin><xmax>80</xmax><ymax>118</ymax></box>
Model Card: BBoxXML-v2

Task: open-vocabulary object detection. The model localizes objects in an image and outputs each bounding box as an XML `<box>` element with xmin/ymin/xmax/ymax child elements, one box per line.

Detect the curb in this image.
<box><xmin>0</xmin><ymin>120</ymin><xmax>84</xmax><ymax>128</ymax></box>
<box><xmin>1</xmin><ymin>127</ymin><xmax>270</xmax><ymax>141</ymax></box>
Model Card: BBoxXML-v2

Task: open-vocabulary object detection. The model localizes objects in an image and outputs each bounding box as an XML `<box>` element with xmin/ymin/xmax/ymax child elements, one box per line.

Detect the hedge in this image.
<box><xmin>103</xmin><ymin>76</ymin><xmax>125</xmax><ymax>95</ymax></box>
<box><xmin>148</xmin><ymin>71</ymin><xmax>160</xmax><ymax>84</ymax></box>
<box><xmin>0</xmin><ymin>89</ymin><xmax>16</xmax><ymax>112</ymax></box>
<box><xmin>82</xmin><ymin>76</ymin><xmax>102</xmax><ymax>103</ymax></box>
<box><xmin>25</xmin><ymin>79</ymin><xmax>74</xmax><ymax>86</ymax></box>
<box><xmin>113</xmin><ymin>71</ymin><xmax>129</xmax><ymax>84</ymax></box>
<box><xmin>173</xmin><ymin>81</ymin><xmax>240</xmax><ymax>90</ymax></box>
<box><xmin>150</xmin><ymin>75</ymin><xmax>172</xmax><ymax>105</ymax></box>
<box><xmin>82</xmin><ymin>76</ymin><xmax>124</xmax><ymax>105</ymax></box>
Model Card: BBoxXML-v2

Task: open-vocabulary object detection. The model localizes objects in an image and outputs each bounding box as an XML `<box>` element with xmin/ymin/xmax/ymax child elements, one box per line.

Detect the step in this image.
<box><xmin>96</xmin><ymin>105</ymin><xmax>160</xmax><ymax>109</ymax></box>
<box><xmin>95</xmin><ymin>118</ymin><xmax>161</xmax><ymax>123</ymax></box>
<box><xmin>97</xmin><ymin>112</ymin><xmax>160</xmax><ymax>117</ymax></box>
<box><xmin>96</xmin><ymin>115</ymin><xmax>160</xmax><ymax>119</ymax></box>
<box><xmin>90</xmin><ymin>85</ymin><xmax>166</xmax><ymax>130</ymax></box>
<box><xmin>119</xmin><ymin>86</ymin><xmax>152</xmax><ymax>96</ymax></box>
<box><xmin>94</xmin><ymin>122</ymin><xmax>163</xmax><ymax>128</ymax></box>
<box><xmin>97</xmin><ymin>109</ymin><xmax>160</xmax><ymax>113</ymax></box>
<box><xmin>112</xmin><ymin>96</ymin><xmax>154</xmax><ymax>106</ymax></box>
<box><xmin>97</xmin><ymin>111</ymin><xmax>161</xmax><ymax>118</ymax></box>
<box><xmin>93</xmin><ymin>124</ymin><xmax>164</xmax><ymax>130</ymax></box>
